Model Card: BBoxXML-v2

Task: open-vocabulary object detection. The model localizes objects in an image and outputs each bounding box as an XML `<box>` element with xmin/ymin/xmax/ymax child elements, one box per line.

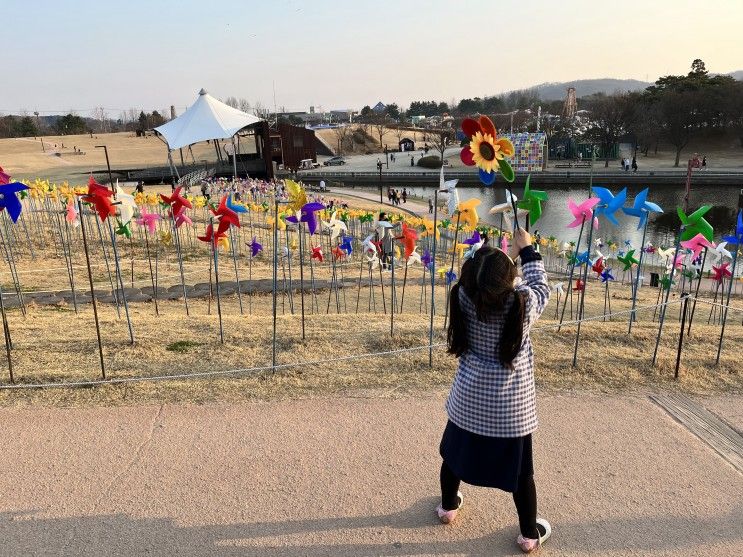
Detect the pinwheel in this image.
<box><xmin>591</xmin><ymin>187</ymin><xmax>627</xmax><ymax>226</ymax></box>
<box><xmin>217</xmin><ymin>235</ymin><xmax>230</xmax><ymax>251</ymax></box>
<box><xmin>680</xmin><ymin>233</ymin><xmax>715</xmax><ymax>260</ymax></box>
<box><xmin>65</xmin><ymin>196</ymin><xmax>79</xmax><ymax>226</ymax></box>
<box><xmin>340</xmin><ymin>235</ymin><xmax>354</xmax><ymax>256</ymax></box>
<box><xmin>552</xmin><ymin>282</ymin><xmax>565</xmax><ymax>295</ymax></box>
<box><xmin>712</xmin><ymin>241</ymin><xmax>732</xmax><ymax>261</ymax></box>
<box><xmin>365</xmin><ymin>250</ymin><xmax>380</xmax><ymax>269</ymax></box>
<box><xmin>573</xmin><ymin>279</ymin><xmax>585</xmax><ymax>292</ymax></box>
<box><xmin>657</xmin><ymin>246</ymin><xmax>675</xmax><ymax>261</ymax></box>
<box><xmin>622</xmin><ymin>188</ymin><xmax>663</xmax><ymax>230</ymax></box>
<box><xmin>567</xmin><ymin>197</ymin><xmax>599</xmax><ymax>229</ymax></box>
<box><xmin>456</xmin><ymin>198</ymin><xmax>481</xmax><ymax>230</ymax></box>
<box><xmin>266</xmin><ymin>215</ymin><xmax>287</xmax><ymax>231</ymax></box>
<box><xmin>516</xmin><ymin>176</ymin><xmax>548</xmax><ymax>227</ymax></box>
<box><xmin>286</xmin><ymin>202</ymin><xmax>326</xmax><ymax>235</ymax></box>
<box><xmin>285</xmin><ymin>179</ymin><xmax>307</xmax><ymax>211</ymax></box>
<box><xmin>212</xmin><ymin>195</ymin><xmax>241</xmax><ymax>236</ymax></box>
<box><xmin>659</xmin><ymin>274</ymin><xmax>675</xmax><ymax>290</ymax></box>
<box><xmin>197</xmin><ymin>223</ymin><xmax>225</xmax><ymax>244</ymax></box>
<box><xmin>445</xmin><ymin>269</ymin><xmax>457</xmax><ymax>285</ymax></box>
<box><xmin>175</xmin><ymin>210</ymin><xmax>192</xmax><ymax>228</ymax></box>
<box><xmin>591</xmin><ymin>257</ymin><xmax>605</xmax><ymax>276</ymax></box>
<box><xmin>714</xmin><ymin>210</ymin><xmax>743</xmax><ymax>363</ymax></box>
<box><xmin>115</xmin><ymin>220</ymin><xmax>132</xmax><ymax>239</ymax></box>
<box><xmin>0</xmin><ymin>167</ymin><xmax>10</xmax><ymax>184</ymax></box>
<box><xmin>136</xmin><ymin>207</ymin><xmax>161</xmax><ymax>234</ymax></box>
<box><xmin>575</xmin><ymin>250</ymin><xmax>591</xmax><ymax>266</ymax></box>
<box><xmin>677</xmin><ymin>205</ymin><xmax>713</xmax><ymax>242</ymax></box>
<box><xmin>459</xmin><ymin>115</ymin><xmax>515</xmax><ymax>184</ymax></box>
<box><xmin>600</xmin><ymin>268</ymin><xmax>615</xmax><ymax>283</ymax></box>
<box><xmin>359</xmin><ymin>212</ymin><xmax>375</xmax><ymax>224</ymax></box>
<box><xmin>247</xmin><ymin>237</ymin><xmax>263</xmax><ymax>257</ymax></box>
<box><xmin>721</xmin><ymin>209</ymin><xmax>743</xmax><ymax>246</ymax></box>
<box><xmin>159</xmin><ymin>230</ymin><xmax>173</xmax><ymax>245</ymax></box>
<box><xmin>82</xmin><ymin>177</ymin><xmax>115</xmax><ymax>221</ymax></box>
<box><xmin>0</xmin><ymin>173</ymin><xmax>29</xmax><ymax>223</ymax></box>
<box><xmin>439</xmin><ymin>171</ymin><xmax>460</xmax><ymax>217</ymax></box>
<box><xmin>406</xmin><ymin>248</ymin><xmax>422</xmax><ymax>266</ymax></box>
<box><xmin>226</xmin><ymin>194</ymin><xmax>248</xmax><ymax>214</ymax></box>
<box><xmin>617</xmin><ymin>249</ymin><xmax>639</xmax><ymax>271</ymax></box>
<box><xmin>115</xmin><ymin>184</ymin><xmax>136</xmax><ymax>224</ymax></box>
<box><xmin>489</xmin><ymin>189</ymin><xmax>524</xmax><ymax>230</ymax></box>
<box><xmin>421</xmin><ymin>249</ymin><xmax>433</xmax><ymax>270</ymax></box>
<box><xmin>323</xmin><ymin>211</ymin><xmax>348</xmax><ymax>241</ymax></box>
<box><xmin>395</xmin><ymin>223</ymin><xmax>418</xmax><ymax>259</ymax></box>
<box><xmin>643</xmin><ymin>243</ymin><xmax>656</xmax><ymax>254</ymax></box>
<box><xmin>159</xmin><ymin>186</ymin><xmax>192</xmax><ymax>217</ymax></box>
<box><xmin>711</xmin><ymin>262</ymin><xmax>732</xmax><ymax>283</ymax></box>
<box><xmin>500</xmin><ymin>235</ymin><xmax>509</xmax><ymax>253</ymax></box>
<box><xmin>462</xmin><ymin>230</ymin><xmax>484</xmax><ymax>260</ymax></box>
<box><xmin>421</xmin><ymin>218</ymin><xmax>440</xmax><ymax>240</ymax></box>
<box><xmin>668</xmin><ymin>254</ymin><xmax>684</xmax><ymax>271</ymax></box>
<box><xmin>311</xmin><ymin>245</ymin><xmax>324</xmax><ymax>262</ymax></box>
<box><xmin>595</xmin><ymin>237</ymin><xmax>604</xmax><ymax>249</ymax></box>
<box><xmin>332</xmin><ymin>246</ymin><xmax>346</xmax><ymax>260</ymax></box>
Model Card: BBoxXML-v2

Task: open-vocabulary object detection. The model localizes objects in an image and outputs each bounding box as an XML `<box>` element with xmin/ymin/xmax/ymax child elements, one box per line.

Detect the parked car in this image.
<box><xmin>323</xmin><ymin>156</ymin><xmax>346</xmax><ymax>166</ymax></box>
<box><xmin>298</xmin><ymin>159</ymin><xmax>320</xmax><ymax>170</ymax></box>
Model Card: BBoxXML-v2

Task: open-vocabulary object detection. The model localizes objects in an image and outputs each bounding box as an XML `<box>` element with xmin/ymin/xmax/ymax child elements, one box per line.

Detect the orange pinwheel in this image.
<box><xmin>395</xmin><ymin>223</ymin><xmax>419</xmax><ymax>259</ymax></box>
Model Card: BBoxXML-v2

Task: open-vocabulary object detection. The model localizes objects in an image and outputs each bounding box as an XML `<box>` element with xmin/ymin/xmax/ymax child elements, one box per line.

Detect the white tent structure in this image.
<box><xmin>154</xmin><ymin>89</ymin><xmax>263</xmax><ymax>179</ymax></box>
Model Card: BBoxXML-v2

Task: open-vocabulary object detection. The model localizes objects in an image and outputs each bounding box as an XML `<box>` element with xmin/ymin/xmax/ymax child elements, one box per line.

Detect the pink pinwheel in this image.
<box><xmin>680</xmin><ymin>233</ymin><xmax>715</xmax><ymax>260</ymax></box>
<box><xmin>65</xmin><ymin>196</ymin><xmax>78</xmax><ymax>225</ymax></box>
<box><xmin>174</xmin><ymin>209</ymin><xmax>192</xmax><ymax>228</ymax></box>
<box><xmin>567</xmin><ymin>198</ymin><xmax>600</xmax><ymax>229</ymax></box>
<box><xmin>669</xmin><ymin>254</ymin><xmax>685</xmax><ymax>271</ymax></box>
<box><xmin>500</xmin><ymin>235</ymin><xmax>508</xmax><ymax>252</ymax></box>
<box><xmin>711</xmin><ymin>262</ymin><xmax>732</xmax><ymax>283</ymax></box>
<box><xmin>0</xmin><ymin>167</ymin><xmax>11</xmax><ymax>185</ymax></box>
<box><xmin>136</xmin><ymin>207</ymin><xmax>161</xmax><ymax>234</ymax></box>
<box><xmin>286</xmin><ymin>202</ymin><xmax>325</xmax><ymax>235</ymax></box>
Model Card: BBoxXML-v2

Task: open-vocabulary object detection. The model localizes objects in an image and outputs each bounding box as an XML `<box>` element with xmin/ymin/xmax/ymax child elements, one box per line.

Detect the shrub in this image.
<box><xmin>417</xmin><ymin>155</ymin><xmax>442</xmax><ymax>169</ymax></box>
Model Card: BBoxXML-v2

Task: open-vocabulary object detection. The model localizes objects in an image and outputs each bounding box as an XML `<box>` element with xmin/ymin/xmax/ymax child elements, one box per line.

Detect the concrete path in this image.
<box><xmin>1</xmin><ymin>391</ymin><xmax>741</xmax><ymax>556</ymax></box>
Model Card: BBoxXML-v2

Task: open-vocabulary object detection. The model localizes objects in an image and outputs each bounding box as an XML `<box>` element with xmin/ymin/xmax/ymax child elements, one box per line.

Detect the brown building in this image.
<box><xmin>268</xmin><ymin>123</ymin><xmax>317</xmax><ymax>172</ymax></box>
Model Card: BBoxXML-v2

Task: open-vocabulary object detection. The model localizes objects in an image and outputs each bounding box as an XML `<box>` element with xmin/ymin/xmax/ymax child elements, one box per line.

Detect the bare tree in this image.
<box><xmin>583</xmin><ymin>94</ymin><xmax>631</xmax><ymax>167</ymax></box>
<box><xmin>332</xmin><ymin>125</ymin><xmax>352</xmax><ymax>155</ymax></box>
<box><xmin>238</xmin><ymin>98</ymin><xmax>251</xmax><ymax>113</ymax></box>
<box><xmin>429</xmin><ymin>128</ymin><xmax>454</xmax><ymax>163</ymax></box>
<box><xmin>370</xmin><ymin>115</ymin><xmax>387</xmax><ymax>149</ymax></box>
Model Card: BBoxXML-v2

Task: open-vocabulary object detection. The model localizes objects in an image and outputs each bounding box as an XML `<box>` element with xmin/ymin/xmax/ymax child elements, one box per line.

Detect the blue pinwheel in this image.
<box><xmin>445</xmin><ymin>270</ymin><xmax>457</xmax><ymax>285</ymax></box>
<box><xmin>622</xmin><ymin>188</ymin><xmax>663</xmax><ymax>230</ymax></box>
<box><xmin>0</xmin><ymin>169</ymin><xmax>29</xmax><ymax>223</ymax></box>
<box><xmin>339</xmin><ymin>235</ymin><xmax>353</xmax><ymax>256</ymax></box>
<box><xmin>722</xmin><ymin>210</ymin><xmax>743</xmax><ymax>246</ymax></box>
<box><xmin>575</xmin><ymin>250</ymin><xmax>591</xmax><ymax>266</ymax></box>
<box><xmin>247</xmin><ymin>236</ymin><xmax>263</xmax><ymax>257</ymax></box>
<box><xmin>226</xmin><ymin>194</ymin><xmax>248</xmax><ymax>214</ymax></box>
<box><xmin>421</xmin><ymin>249</ymin><xmax>433</xmax><ymax>270</ymax></box>
<box><xmin>591</xmin><ymin>187</ymin><xmax>627</xmax><ymax>226</ymax></box>
<box><xmin>600</xmin><ymin>268</ymin><xmax>615</xmax><ymax>283</ymax></box>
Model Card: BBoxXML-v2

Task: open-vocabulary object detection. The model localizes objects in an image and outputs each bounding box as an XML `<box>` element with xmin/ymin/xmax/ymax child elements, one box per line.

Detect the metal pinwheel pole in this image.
<box><xmin>628</xmin><ymin>217</ymin><xmax>649</xmax><ymax>334</ymax></box>
<box><xmin>107</xmin><ymin>219</ymin><xmax>134</xmax><ymax>345</ymax></box>
<box><xmin>686</xmin><ymin>247</ymin><xmax>708</xmax><ymax>336</ymax></box>
<box><xmin>652</xmin><ymin>229</ymin><xmax>683</xmax><ymax>366</ymax></box>
<box><xmin>170</xmin><ymin>211</ymin><xmax>190</xmax><ymax>316</ymax></box>
<box><xmin>715</xmin><ymin>241</ymin><xmax>739</xmax><ymax>365</ymax></box>
<box><xmin>271</xmin><ymin>196</ymin><xmax>280</xmax><ymax>369</ymax></box>
<box><xmin>443</xmin><ymin>210</ymin><xmax>462</xmax><ymax>330</ymax></box>
<box><xmin>571</xmin><ymin>215</ymin><xmax>596</xmax><ymax>367</ymax></box>
<box><xmin>558</xmin><ymin>218</ymin><xmax>586</xmax><ymax>332</ymax></box>
<box><xmin>210</xmin><ymin>219</ymin><xmax>224</xmax><ymax>344</ymax></box>
<box><xmin>428</xmin><ymin>190</ymin><xmax>439</xmax><ymax>368</ymax></box>
<box><xmin>78</xmin><ymin>198</ymin><xmax>105</xmax><ymax>379</ymax></box>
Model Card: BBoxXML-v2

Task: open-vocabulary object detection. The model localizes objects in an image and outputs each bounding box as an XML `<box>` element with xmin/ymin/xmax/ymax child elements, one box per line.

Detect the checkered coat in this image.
<box><xmin>445</xmin><ymin>259</ymin><xmax>550</xmax><ymax>438</ymax></box>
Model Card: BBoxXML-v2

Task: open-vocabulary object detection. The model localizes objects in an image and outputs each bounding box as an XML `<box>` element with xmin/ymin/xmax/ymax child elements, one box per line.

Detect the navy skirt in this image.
<box><xmin>439</xmin><ymin>420</ymin><xmax>533</xmax><ymax>492</ymax></box>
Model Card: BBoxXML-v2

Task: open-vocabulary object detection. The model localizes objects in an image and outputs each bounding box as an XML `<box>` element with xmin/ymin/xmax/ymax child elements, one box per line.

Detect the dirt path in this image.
<box><xmin>1</xmin><ymin>390</ymin><xmax>741</xmax><ymax>556</ymax></box>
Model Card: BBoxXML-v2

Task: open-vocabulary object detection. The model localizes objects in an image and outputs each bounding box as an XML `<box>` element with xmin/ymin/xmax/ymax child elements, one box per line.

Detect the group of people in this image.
<box><xmin>620</xmin><ymin>156</ymin><xmax>639</xmax><ymax>172</ymax></box>
<box><xmin>387</xmin><ymin>187</ymin><xmax>407</xmax><ymax>206</ymax></box>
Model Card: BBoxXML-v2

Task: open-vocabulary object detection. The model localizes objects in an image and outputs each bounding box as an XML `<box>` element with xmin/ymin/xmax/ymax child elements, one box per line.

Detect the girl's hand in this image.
<box><xmin>511</xmin><ymin>229</ymin><xmax>532</xmax><ymax>259</ymax></box>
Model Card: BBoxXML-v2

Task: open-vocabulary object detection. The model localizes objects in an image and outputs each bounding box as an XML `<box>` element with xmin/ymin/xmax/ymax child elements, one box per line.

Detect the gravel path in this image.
<box><xmin>1</xmin><ymin>391</ymin><xmax>741</xmax><ymax>556</ymax></box>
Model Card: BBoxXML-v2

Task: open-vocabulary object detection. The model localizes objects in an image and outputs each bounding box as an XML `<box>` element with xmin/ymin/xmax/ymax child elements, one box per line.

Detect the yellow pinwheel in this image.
<box><xmin>285</xmin><ymin>179</ymin><xmax>307</xmax><ymax>211</ymax></box>
<box><xmin>456</xmin><ymin>198</ymin><xmax>481</xmax><ymax>229</ymax></box>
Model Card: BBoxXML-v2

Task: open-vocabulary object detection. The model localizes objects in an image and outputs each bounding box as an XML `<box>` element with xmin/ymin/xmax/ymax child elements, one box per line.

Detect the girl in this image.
<box><xmin>437</xmin><ymin>229</ymin><xmax>551</xmax><ymax>553</ymax></box>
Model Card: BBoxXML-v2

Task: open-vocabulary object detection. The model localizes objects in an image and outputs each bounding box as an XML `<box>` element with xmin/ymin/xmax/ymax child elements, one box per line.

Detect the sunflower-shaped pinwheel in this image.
<box><xmin>460</xmin><ymin>116</ymin><xmax>515</xmax><ymax>185</ymax></box>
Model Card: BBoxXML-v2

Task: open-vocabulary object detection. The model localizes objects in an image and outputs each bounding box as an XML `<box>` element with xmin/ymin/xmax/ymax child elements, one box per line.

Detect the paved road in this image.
<box><xmin>1</xmin><ymin>391</ymin><xmax>741</xmax><ymax>556</ymax></box>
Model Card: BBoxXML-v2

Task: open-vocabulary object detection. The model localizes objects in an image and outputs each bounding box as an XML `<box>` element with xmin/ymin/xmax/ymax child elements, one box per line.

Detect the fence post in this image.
<box><xmin>675</xmin><ymin>293</ymin><xmax>690</xmax><ymax>379</ymax></box>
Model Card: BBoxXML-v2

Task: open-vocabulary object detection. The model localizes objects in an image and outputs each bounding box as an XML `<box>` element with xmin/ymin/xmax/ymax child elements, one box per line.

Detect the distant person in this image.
<box><xmin>428</xmin><ymin>197</ymin><xmax>434</xmax><ymax>214</ymax></box>
<box><xmin>411</xmin><ymin>156</ymin><xmax>415</xmax><ymax>167</ymax></box>
<box><xmin>402</xmin><ymin>188</ymin><xmax>408</xmax><ymax>204</ymax></box>
<box><xmin>437</xmin><ymin>234</ymin><xmax>551</xmax><ymax>553</ymax></box>
<box><xmin>631</xmin><ymin>156</ymin><xmax>638</xmax><ymax>172</ymax></box>
<box><xmin>135</xmin><ymin>181</ymin><xmax>144</xmax><ymax>194</ymax></box>
<box><xmin>702</xmin><ymin>156</ymin><xmax>707</xmax><ymax>170</ymax></box>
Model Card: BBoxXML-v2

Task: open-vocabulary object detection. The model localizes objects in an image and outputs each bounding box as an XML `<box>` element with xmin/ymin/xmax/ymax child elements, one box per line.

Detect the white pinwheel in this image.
<box><xmin>712</xmin><ymin>241</ymin><xmax>732</xmax><ymax>261</ymax></box>
<box><xmin>323</xmin><ymin>210</ymin><xmax>348</xmax><ymax>241</ymax></box>
<box><xmin>115</xmin><ymin>182</ymin><xmax>136</xmax><ymax>224</ymax></box>
<box><xmin>488</xmin><ymin>189</ymin><xmax>527</xmax><ymax>231</ymax></box>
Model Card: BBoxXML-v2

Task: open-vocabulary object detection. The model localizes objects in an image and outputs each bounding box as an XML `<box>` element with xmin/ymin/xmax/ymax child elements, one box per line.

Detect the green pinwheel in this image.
<box><xmin>517</xmin><ymin>175</ymin><xmax>548</xmax><ymax>227</ymax></box>
<box><xmin>115</xmin><ymin>219</ymin><xmax>132</xmax><ymax>238</ymax></box>
<box><xmin>359</xmin><ymin>212</ymin><xmax>374</xmax><ymax>224</ymax></box>
<box><xmin>617</xmin><ymin>249</ymin><xmax>639</xmax><ymax>271</ymax></box>
<box><xmin>677</xmin><ymin>205</ymin><xmax>713</xmax><ymax>242</ymax></box>
<box><xmin>659</xmin><ymin>274</ymin><xmax>675</xmax><ymax>290</ymax></box>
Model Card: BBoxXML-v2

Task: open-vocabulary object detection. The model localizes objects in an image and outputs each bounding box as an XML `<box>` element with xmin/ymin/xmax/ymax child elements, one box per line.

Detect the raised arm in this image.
<box><xmin>509</xmin><ymin>230</ymin><xmax>550</xmax><ymax>328</ymax></box>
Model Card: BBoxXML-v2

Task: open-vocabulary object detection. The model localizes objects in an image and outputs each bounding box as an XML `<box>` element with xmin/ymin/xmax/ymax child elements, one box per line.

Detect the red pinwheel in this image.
<box><xmin>212</xmin><ymin>195</ymin><xmax>240</xmax><ymax>236</ymax></box>
<box><xmin>197</xmin><ymin>223</ymin><xmax>226</xmax><ymax>244</ymax></box>
<box><xmin>460</xmin><ymin>115</ymin><xmax>515</xmax><ymax>185</ymax></box>
<box><xmin>332</xmin><ymin>246</ymin><xmax>346</xmax><ymax>260</ymax></box>
<box><xmin>573</xmin><ymin>278</ymin><xmax>585</xmax><ymax>292</ymax></box>
<box><xmin>395</xmin><ymin>223</ymin><xmax>419</xmax><ymax>259</ymax></box>
<box><xmin>711</xmin><ymin>262</ymin><xmax>732</xmax><ymax>283</ymax></box>
<box><xmin>591</xmin><ymin>257</ymin><xmax>605</xmax><ymax>277</ymax></box>
<box><xmin>311</xmin><ymin>245</ymin><xmax>324</xmax><ymax>262</ymax></box>
<box><xmin>160</xmin><ymin>186</ymin><xmax>192</xmax><ymax>217</ymax></box>
<box><xmin>82</xmin><ymin>176</ymin><xmax>115</xmax><ymax>221</ymax></box>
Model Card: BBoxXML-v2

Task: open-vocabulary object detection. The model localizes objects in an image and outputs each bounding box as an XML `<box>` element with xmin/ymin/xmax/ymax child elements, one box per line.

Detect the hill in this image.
<box><xmin>528</xmin><ymin>78</ymin><xmax>652</xmax><ymax>100</ymax></box>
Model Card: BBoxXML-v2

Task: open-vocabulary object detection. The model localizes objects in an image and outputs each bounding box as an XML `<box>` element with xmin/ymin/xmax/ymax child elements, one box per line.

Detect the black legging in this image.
<box><xmin>440</xmin><ymin>461</ymin><xmax>538</xmax><ymax>539</ymax></box>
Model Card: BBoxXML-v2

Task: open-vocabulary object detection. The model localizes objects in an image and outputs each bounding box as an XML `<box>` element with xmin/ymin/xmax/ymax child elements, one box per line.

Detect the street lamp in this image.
<box><xmin>95</xmin><ymin>145</ymin><xmax>115</xmax><ymax>189</ymax></box>
<box><xmin>378</xmin><ymin>162</ymin><xmax>383</xmax><ymax>204</ymax></box>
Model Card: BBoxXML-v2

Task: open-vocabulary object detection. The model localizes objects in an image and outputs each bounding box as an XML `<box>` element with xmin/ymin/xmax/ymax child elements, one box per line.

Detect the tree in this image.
<box><xmin>370</xmin><ymin>114</ymin><xmax>388</xmax><ymax>148</ymax></box>
<box><xmin>385</xmin><ymin>103</ymin><xmax>401</xmax><ymax>120</ymax></box>
<box><xmin>224</xmin><ymin>96</ymin><xmax>239</xmax><ymax>108</ymax></box>
<box><xmin>659</xmin><ymin>90</ymin><xmax>699</xmax><ymax>166</ymax></box>
<box><xmin>332</xmin><ymin>125</ymin><xmax>352</xmax><ymax>154</ymax></box>
<box><xmin>582</xmin><ymin>94</ymin><xmax>631</xmax><ymax>167</ymax></box>
<box><xmin>429</xmin><ymin>128</ymin><xmax>454</xmax><ymax>162</ymax></box>
<box><xmin>16</xmin><ymin>116</ymin><xmax>38</xmax><ymax>137</ymax></box>
<box><xmin>54</xmin><ymin>113</ymin><xmax>87</xmax><ymax>135</ymax></box>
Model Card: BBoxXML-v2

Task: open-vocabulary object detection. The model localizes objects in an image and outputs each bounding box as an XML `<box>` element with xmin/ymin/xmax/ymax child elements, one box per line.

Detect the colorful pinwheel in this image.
<box><xmin>197</xmin><ymin>223</ymin><xmax>226</xmax><ymax>244</ymax></box>
<box><xmin>677</xmin><ymin>205</ymin><xmax>713</xmax><ymax>242</ymax></box>
<box><xmin>115</xmin><ymin>220</ymin><xmax>132</xmax><ymax>238</ymax></box>
<box><xmin>226</xmin><ymin>194</ymin><xmax>248</xmax><ymax>214</ymax></box>
<box><xmin>339</xmin><ymin>235</ymin><xmax>354</xmax><ymax>256</ymax></box>
<box><xmin>160</xmin><ymin>186</ymin><xmax>192</xmax><ymax>218</ymax></box>
<box><xmin>445</xmin><ymin>269</ymin><xmax>457</xmax><ymax>285</ymax></box>
<box><xmin>421</xmin><ymin>249</ymin><xmax>433</xmax><ymax>270</ymax></box>
<box><xmin>459</xmin><ymin>115</ymin><xmax>515</xmax><ymax>185</ymax></box>
<box><xmin>136</xmin><ymin>207</ymin><xmax>161</xmax><ymax>234</ymax></box>
<box><xmin>712</xmin><ymin>241</ymin><xmax>732</xmax><ymax>261</ymax></box>
<box><xmin>0</xmin><ymin>169</ymin><xmax>29</xmax><ymax>223</ymax></box>
<box><xmin>212</xmin><ymin>195</ymin><xmax>241</xmax><ymax>236</ymax></box>
<box><xmin>592</xmin><ymin>256</ymin><xmax>605</xmax><ymax>276</ymax></box>
<box><xmin>286</xmin><ymin>202</ymin><xmax>325</xmax><ymax>235</ymax></box>
<box><xmin>175</xmin><ymin>210</ymin><xmax>192</xmax><ymax>228</ymax></box>
<box><xmin>456</xmin><ymin>198</ymin><xmax>481</xmax><ymax>229</ymax></box>
<box><xmin>573</xmin><ymin>279</ymin><xmax>585</xmax><ymax>292</ymax></box>
<box><xmin>622</xmin><ymin>188</ymin><xmax>663</xmax><ymax>230</ymax></box>
<box><xmin>516</xmin><ymin>176</ymin><xmax>548</xmax><ymax>227</ymax></box>
<box><xmin>600</xmin><ymin>268</ymin><xmax>615</xmax><ymax>283</ymax></box>
<box><xmin>395</xmin><ymin>223</ymin><xmax>418</xmax><ymax>259</ymax></box>
<box><xmin>567</xmin><ymin>197</ymin><xmax>599</xmax><ymax>229</ymax></box>
<box><xmin>617</xmin><ymin>249</ymin><xmax>639</xmax><ymax>271</ymax></box>
<box><xmin>332</xmin><ymin>246</ymin><xmax>346</xmax><ymax>260</ymax></box>
<box><xmin>247</xmin><ymin>237</ymin><xmax>263</xmax><ymax>257</ymax></box>
<box><xmin>115</xmin><ymin>184</ymin><xmax>136</xmax><ymax>224</ymax></box>
<box><xmin>439</xmin><ymin>167</ymin><xmax>460</xmax><ymax>216</ymax></box>
<box><xmin>285</xmin><ymin>179</ymin><xmax>307</xmax><ymax>211</ymax></box>
<box><xmin>323</xmin><ymin>211</ymin><xmax>348</xmax><ymax>241</ymax></box>
<box><xmin>680</xmin><ymin>233</ymin><xmax>715</xmax><ymax>260</ymax></box>
<box><xmin>591</xmin><ymin>187</ymin><xmax>627</xmax><ymax>226</ymax></box>
<box><xmin>82</xmin><ymin>177</ymin><xmax>115</xmax><ymax>221</ymax></box>
<box><xmin>311</xmin><ymin>245</ymin><xmax>324</xmax><ymax>262</ymax></box>
<box><xmin>711</xmin><ymin>262</ymin><xmax>732</xmax><ymax>283</ymax></box>
<box><xmin>722</xmin><ymin>210</ymin><xmax>743</xmax><ymax>246</ymax></box>
<box><xmin>65</xmin><ymin>196</ymin><xmax>79</xmax><ymax>227</ymax></box>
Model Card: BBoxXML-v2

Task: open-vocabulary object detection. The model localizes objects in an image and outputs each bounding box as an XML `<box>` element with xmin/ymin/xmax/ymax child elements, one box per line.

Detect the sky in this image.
<box><xmin>2</xmin><ymin>0</ymin><xmax>743</xmax><ymax>118</ymax></box>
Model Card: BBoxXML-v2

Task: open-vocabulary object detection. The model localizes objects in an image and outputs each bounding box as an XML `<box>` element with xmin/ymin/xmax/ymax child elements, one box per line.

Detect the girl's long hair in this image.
<box><xmin>447</xmin><ymin>246</ymin><xmax>525</xmax><ymax>368</ymax></box>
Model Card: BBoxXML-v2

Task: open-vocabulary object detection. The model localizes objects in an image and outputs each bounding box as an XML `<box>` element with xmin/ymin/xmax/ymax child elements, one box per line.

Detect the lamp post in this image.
<box><xmin>378</xmin><ymin>163</ymin><xmax>383</xmax><ymax>204</ymax></box>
